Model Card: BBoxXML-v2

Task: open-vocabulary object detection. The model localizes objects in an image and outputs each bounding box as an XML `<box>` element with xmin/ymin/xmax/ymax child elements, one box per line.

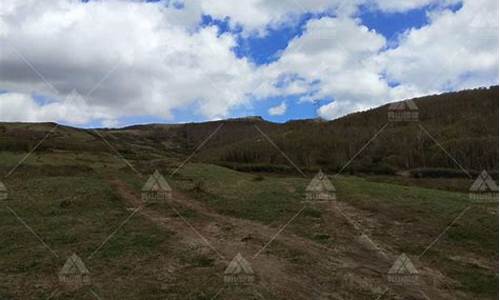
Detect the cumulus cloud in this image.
<box><xmin>0</xmin><ymin>0</ymin><xmax>257</xmax><ymax>124</ymax></box>
<box><xmin>379</xmin><ymin>0</ymin><xmax>499</xmax><ymax>93</ymax></box>
<box><xmin>201</xmin><ymin>0</ymin><xmax>362</xmax><ymax>36</ymax></box>
<box><xmin>258</xmin><ymin>17</ymin><xmax>394</xmax><ymax>119</ymax></box>
<box><xmin>0</xmin><ymin>0</ymin><xmax>497</xmax><ymax>125</ymax></box>
<box><xmin>372</xmin><ymin>0</ymin><xmax>461</xmax><ymax>13</ymax></box>
<box><xmin>254</xmin><ymin>0</ymin><xmax>498</xmax><ymax>120</ymax></box>
<box><xmin>268</xmin><ymin>101</ymin><xmax>287</xmax><ymax>116</ymax></box>
<box><xmin>0</xmin><ymin>91</ymin><xmax>99</xmax><ymax>124</ymax></box>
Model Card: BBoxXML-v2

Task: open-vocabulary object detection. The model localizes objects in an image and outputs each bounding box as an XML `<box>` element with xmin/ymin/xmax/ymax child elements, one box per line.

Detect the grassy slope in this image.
<box><xmin>172</xmin><ymin>163</ymin><xmax>498</xmax><ymax>299</ymax></box>
<box><xmin>0</xmin><ymin>152</ymin><xmax>497</xmax><ymax>299</ymax></box>
<box><xmin>0</xmin><ymin>87</ymin><xmax>497</xmax><ymax>179</ymax></box>
<box><xmin>0</xmin><ymin>153</ymin><xmax>174</xmax><ymax>299</ymax></box>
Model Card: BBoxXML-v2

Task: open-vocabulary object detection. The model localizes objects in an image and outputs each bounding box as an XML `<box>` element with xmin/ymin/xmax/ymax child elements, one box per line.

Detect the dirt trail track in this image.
<box><xmin>106</xmin><ymin>177</ymin><xmax>458</xmax><ymax>300</ymax></box>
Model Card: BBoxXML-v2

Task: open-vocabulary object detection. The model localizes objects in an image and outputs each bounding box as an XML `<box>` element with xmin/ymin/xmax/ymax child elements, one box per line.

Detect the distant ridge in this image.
<box><xmin>0</xmin><ymin>86</ymin><xmax>497</xmax><ymax>175</ymax></box>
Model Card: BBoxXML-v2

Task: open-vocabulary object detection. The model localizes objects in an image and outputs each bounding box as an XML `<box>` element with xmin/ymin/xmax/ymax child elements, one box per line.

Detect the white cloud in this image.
<box><xmin>379</xmin><ymin>0</ymin><xmax>499</xmax><ymax>93</ymax></box>
<box><xmin>257</xmin><ymin>17</ymin><xmax>394</xmax><ymax>119</ymax></box>
<box><xmin>372</xmin><ymin>0</ymin><xmax>461</xmax><ymax>13</ymax></box>
<box><xmin>0</xmin><ymin>92</ymin><xmax>101</xmax><ymax>124</ymax></box>
<box><xmin>0</xmin><ymin>0</ymin><xmax>256</xmax><ymax>124</ymax></box>
<box><xmin>268</xmin><ymin>101</ymin><xmax>287</xmax><ymax>116</ymax></box>
<box><xmin>0</xmin><ymin>0</ymin><xmax>497</xmax><ymax>124</ymax></box>
<box><xmin>252</xmin><ymin>0</ymin><xmax>498</xmax><ymax>120</ymax></box>
<box><xmin>201</xmin><ymin>0</ymin><xmax>362</xmax><ymax>36</ymax></box>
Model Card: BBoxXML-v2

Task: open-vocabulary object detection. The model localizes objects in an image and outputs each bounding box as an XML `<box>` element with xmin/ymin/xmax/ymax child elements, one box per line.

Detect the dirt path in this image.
<box><xmin>106</xmin><ymin>177</ymin><xmax>458</xmax><ymax>299</ymax></box>
<box><xmin>321</xmin><ymin>200</ymin><xmax>460</xmax><ymax>300</ymax></box>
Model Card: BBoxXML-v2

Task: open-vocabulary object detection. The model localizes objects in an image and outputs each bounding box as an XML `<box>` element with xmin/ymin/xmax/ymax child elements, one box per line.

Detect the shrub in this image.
<box><xmin>409</xmin><ymin>168</ymin><xmax>470</xmax><ymax>178</ymax></box>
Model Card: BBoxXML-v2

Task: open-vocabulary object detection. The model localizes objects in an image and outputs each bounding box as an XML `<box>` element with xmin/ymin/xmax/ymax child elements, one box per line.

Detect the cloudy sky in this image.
<box><xmin>0</xmin><ymin>0</ymin><xmax>498</xmax><ymax>127</ymax></box>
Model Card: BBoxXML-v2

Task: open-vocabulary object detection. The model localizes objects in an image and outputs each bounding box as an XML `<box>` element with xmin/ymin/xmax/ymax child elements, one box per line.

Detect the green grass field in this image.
<box><xmin>170</xmin><ymin>163</ymin><xmax>498</xmax><ymax>298</ymax></box>
<box><xmin>0</xmin><ymin>152</ymin><xmax>497</xmax><ymax>299</ymax></box>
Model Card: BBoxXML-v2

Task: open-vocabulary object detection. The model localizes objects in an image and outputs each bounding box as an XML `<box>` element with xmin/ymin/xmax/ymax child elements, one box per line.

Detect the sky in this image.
<box><xmin>0</xmin><ymin>0</ymin><xmax>498</xmax><ymax>127</ymax></box>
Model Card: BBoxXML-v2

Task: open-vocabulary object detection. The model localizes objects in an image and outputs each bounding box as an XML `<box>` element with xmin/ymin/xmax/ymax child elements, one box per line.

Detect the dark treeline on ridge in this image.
<box><xmin>0</xmin><ymin>86</ymin><xmax>498</xmax><ymax>178</ymax></box>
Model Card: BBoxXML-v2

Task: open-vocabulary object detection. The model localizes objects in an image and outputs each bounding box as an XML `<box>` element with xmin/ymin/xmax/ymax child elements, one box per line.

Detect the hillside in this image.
<box><xmin>0</xmin><ymin>86</ymin><xmax>498</xmax><ymax>299</ymax></box>
<box><xmin>0</xmin><ymin>86</ymin><xmax>498</xmax><ymax>177</ymax></box>
<box><xmin>195</xmin><ymin>86</ymin><xmax>499</xmax><ymax>175</ymax></box>
<box><xmin>2</xmin><ymin>86</ymin><xmax>497</xmax><ymax>177</ymax></box>
<box><xmin>100</xmin><ymin>85</ymin><xmax>500</xmax><ymax>176</ymax></box>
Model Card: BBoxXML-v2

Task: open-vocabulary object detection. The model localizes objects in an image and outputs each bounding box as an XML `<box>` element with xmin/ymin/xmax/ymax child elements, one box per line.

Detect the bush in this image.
<box><xmin>214</xmin><ymin>162</ymin><xmax>292</xmax><ymax>173</ymax></box>
<box><xmin>409</xmin><ymin>168</ymin><xmax>470</xmax><ymax>178</ymax></box>
<box><xmin>252</xmin><ymin>175</ymin><xmax>265</xmax><ymax>181</ymax></box>
<box><xmin>344</xmin><ymin>162</ymin><xmax>397</xmax><ymax>176</ymax></box>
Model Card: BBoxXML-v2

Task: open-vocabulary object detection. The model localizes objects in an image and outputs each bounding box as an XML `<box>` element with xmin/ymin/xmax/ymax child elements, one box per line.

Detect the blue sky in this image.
<box><xmin>0</xmin><ymin>0</ymin><xmax>497</xmax><ymax>127</ymax></box>
<box><xmin>174</xmin><ymin>2</ymin><xmax>456</xmax><ymax>124</ymax></box>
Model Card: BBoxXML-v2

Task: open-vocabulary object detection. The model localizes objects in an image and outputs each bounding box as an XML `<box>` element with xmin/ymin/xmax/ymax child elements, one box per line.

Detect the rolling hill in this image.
<box><xmin>0</xmin><ymin>86</ymin><xmax>498</xmax><ymax>299</ymax></box>
<box><xmin>1</xmin><ymin>86</ymin><xmax>497</xmax><ymax>177</ymax></box>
